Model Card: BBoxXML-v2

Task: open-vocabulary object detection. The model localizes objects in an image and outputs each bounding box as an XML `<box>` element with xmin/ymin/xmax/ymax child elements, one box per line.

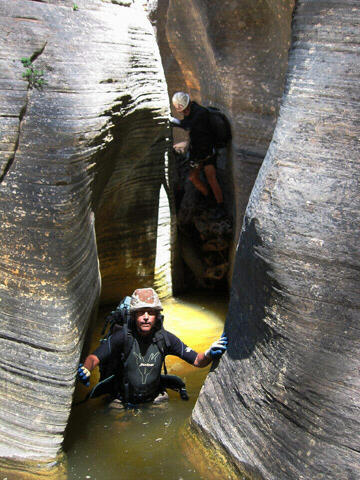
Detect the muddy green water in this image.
<box><xmin>64</xmin><ymin>293</ymin><xmax>228</xmax><ymax>480</ymax></box>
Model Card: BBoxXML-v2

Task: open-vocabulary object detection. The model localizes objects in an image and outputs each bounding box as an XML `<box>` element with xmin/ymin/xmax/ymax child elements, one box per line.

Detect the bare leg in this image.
<box><xmin>189</xmin><ymin>166</ymin><xmax>209</xmax><ymax>197</ymax></box>
<box><xmin>204</xmin><ymin>164</ymin><xmax>223</xmax><ymax>204</ymax></box>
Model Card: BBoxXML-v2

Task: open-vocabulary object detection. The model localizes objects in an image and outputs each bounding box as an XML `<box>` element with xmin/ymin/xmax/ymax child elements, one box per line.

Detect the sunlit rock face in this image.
<box><xmin>148</xmin><ymin>0</ymin><xmax>294</xmax><ymax>244</ymax></box>
<box><xmin>0</xmin><ymin>0</ymin><xmax>169</xmax><ymax>463</ymax></box>
<box><xmin>193</xmin><ymin>1</ymin><xmax>360</xmax><ymax>479</ymax></box>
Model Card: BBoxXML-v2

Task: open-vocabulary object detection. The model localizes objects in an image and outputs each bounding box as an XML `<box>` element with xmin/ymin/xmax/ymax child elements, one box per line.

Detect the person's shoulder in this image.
<box><xmin>161</xmin><ymin>330</ymin><xmax>183</xmax><ymax>347</ymax></box>
<box><xmin>191</xmin><ymin>102</ymin><xmax>210</xmax><ymax>120</ymax></box>
<box><xmin>93</xmin><ymin>327</ymin><xmax>126</xmax><ymax>358</ymax></box>
<box><xmin>109</xmin><ymin>326</ymin><xmax>127</xmax><ymax>344</ymax></box>
<box><xmin>162</xmin><ymin>329</ymin><xmax>178</xmax><ymax>339</ymax></box>
<box><xmin>192</xmin><ymin>101</ymin><xmax>207</xmax><ymax>113</ymax></box>
<box><xmin>161</xmin><ymin>329</ymin><xmax>197</xmax><ymax>362</ymax></box>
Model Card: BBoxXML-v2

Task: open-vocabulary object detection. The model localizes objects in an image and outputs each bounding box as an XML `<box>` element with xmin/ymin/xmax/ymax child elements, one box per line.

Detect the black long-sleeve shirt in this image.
<box><xmin>173</xmin><ymin>102</ymin><xmax>214</xmax><ymax>161</ymax></box>
<box><xmin>93</xmin><ymin>329</ymin><xmax>198</xmax><ymax>365</ymax></box>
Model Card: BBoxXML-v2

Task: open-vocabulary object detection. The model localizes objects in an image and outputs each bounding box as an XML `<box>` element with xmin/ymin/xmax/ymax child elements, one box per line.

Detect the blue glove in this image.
<box><xmin>78</xmin><ymin>363</ymin><xmax>90</xmax><ymax>387</ymax></box>
<box><xmin>205</xmin><ymin>333</ymin><xmax>228</xmax><ymax>358</ymax></box>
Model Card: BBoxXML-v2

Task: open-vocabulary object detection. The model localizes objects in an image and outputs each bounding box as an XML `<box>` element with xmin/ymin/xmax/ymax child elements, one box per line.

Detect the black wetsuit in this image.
<box><xmin>176</xmin><ymin>102</ymin><xmax>216</xmax><ymax>165</ymax></box>
<box><xmin>93</xmin><ymin>329</ymin><xmax>197</xmax><ymax>403</ymax></box>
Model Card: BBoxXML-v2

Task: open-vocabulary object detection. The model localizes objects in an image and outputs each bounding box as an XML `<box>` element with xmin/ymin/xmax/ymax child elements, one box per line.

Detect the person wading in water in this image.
<box><xmin>78</xmin><ymin>288</ymin><xmax>227</xmax><ymax>408</ymax></box>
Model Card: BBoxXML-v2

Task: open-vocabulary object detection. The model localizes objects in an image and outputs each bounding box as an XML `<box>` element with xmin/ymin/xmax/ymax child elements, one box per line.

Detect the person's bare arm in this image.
<box><xmin>83</xmin><ymin>354</ymin><xmax>100</xmax><ymax>372</ymax></box>
<box><xmin>78</xmin><ymin>355</ymin><xmax>100</xmax><ymax>386</ymax></box>
<box><xmin>193</xmin><ymin>334</ymin><xmax>228</xmax><ymax>368</ymax></box>
<box><xmin>193</xmin><ymin>352</ymin><xmax>212</xmax><ymax>368</ymax></box>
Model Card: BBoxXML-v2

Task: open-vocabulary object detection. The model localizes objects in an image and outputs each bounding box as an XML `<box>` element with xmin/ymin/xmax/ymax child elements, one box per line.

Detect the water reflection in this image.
<box><xmin>0</xmin><ymin>456</ymin><xmax>67</xmax><ymax>480</ymax></box>
<box><xmin>64</xmin><ymin>293</ymin><xmax>227</xmax><ymax>480</ymax></box>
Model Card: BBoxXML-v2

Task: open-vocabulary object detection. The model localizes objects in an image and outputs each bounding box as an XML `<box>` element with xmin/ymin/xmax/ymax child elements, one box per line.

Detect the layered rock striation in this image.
<box><xmin>192</xmin><ymin>1</ymin><xmax>360</xmax><ymax>478</ymax></box>
<box><xmin>1</xmin><ymin>0</ymin><xmax>359</xmax><ymax>477</ymax></box>
<box><xmin>0</xmin><ymin>0</ymin><xmax>170</xmax><ymax>464</ymax></box>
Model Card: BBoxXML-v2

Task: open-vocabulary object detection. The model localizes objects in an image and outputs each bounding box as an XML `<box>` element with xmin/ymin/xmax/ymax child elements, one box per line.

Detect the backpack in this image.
<box><xmin>88</xmin><ymin>297</ymin><xmax>184</xmax><ymax>404</ymax></box>
<box><xmin>207</xmin><ymin>106</ymin><xmax>232</xmax><ymax>148</ymax></box>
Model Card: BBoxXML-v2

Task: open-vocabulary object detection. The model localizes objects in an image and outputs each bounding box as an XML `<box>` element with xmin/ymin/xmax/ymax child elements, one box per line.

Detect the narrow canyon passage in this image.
<box><xmin>0</xmin><ymin>1</ymin><xmax>358</xmax><ymax>479</ymax></box>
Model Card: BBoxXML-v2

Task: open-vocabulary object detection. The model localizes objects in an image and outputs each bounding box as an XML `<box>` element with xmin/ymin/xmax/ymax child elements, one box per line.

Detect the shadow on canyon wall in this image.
<box><xmin>225</xmin><ymin>218</ymin><xmax>282</xmax><ymax>361</ymax></box>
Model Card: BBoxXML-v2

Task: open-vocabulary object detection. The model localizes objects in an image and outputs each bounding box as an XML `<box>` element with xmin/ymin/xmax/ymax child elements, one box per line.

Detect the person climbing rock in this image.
<box><xmin>170</xmin><ymin>92</ymin><xmax>225</xmax><ymax>210</ymax></box>
<box><xmin>78</xmin><ymin>288</ymin><xmax>227</xmax><ymax>408</ymax></box>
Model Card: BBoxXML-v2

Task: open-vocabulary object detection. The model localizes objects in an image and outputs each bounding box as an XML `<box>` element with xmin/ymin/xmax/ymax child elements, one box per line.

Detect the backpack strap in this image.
<box><xmin>152</xmin><ymin>329</ymin><xmax>170</xmax><ymax>375</ymax></box>
<box><xmin>161</xmin><ymin>328</ymin><xmax>171</xmax><ymax>349</ymax></box>
<box><xmin>120</xmin><ymin>324</ymin><xmax>134</xmax><ymax>405</ymax></box>
<box><xmin>122</xmin><ymin>324</ymin><xmax>134</xmax><ymax>360</ymax></box>
<box><xmin>154</xmin><ymin>315</ymin><xmax>171</xmax><ymax>350</ymax></box>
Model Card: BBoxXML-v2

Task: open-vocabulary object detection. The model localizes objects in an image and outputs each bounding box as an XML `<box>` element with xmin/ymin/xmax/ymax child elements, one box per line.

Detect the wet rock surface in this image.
<box><xmin>0</xmin><ymin>0</ymin><xmax>169</xmax><ymax>463</ymax></box>
<box><xmin>193</xmin><ymin>1</ymin><xmax>360</xmax><ymax>479</ymax></box>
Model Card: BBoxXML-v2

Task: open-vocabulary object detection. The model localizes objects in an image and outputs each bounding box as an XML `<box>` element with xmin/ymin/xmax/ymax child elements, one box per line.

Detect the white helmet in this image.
<box><xmin>129</xmin><ymin>288</ymin><xmax>163</xmax><ymax>312</ymax></box>
<box><xmin>172</xmin><ymin>92</ymin><xmax>190</xmax><ymax>112</ymax></box>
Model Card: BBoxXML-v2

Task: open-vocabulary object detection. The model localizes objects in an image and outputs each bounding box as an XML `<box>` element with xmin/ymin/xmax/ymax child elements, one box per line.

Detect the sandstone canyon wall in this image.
<box><xmin>0</xmin><ymin>0</ymin><xmax>359</xmax><ymax>478</ymax></box>
<box><xmin>0</xmin><ymin>0</ymin><xmax>170</xmax><ymax>465</ymax></box>
<box><xmin>193</xmin><ymin>1</ymin><xmax>360</xmax><ymax>479</ymax></box>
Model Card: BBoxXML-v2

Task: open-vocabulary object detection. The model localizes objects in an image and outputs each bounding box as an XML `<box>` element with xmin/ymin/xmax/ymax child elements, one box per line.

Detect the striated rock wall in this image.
<box><xmin>0</xmin><ymin>0</ymin><xmax>170</xmax><ymax>464</ymax></box>
<box><xmin>192</xmin><ymin>1</ymin><xmax>360</xmax><ymax>478</ymax></box>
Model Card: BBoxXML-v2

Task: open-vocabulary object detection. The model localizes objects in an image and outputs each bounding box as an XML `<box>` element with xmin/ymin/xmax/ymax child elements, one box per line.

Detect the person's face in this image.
<box><xmin>135</xmin><ymin>309</ymin><xmax>157</xmax><ymax>336</ymax></box>
<box><xmin>181</xmin><ymin>105</ymin><xmax>191</xmax><ymax>116</ymax></box>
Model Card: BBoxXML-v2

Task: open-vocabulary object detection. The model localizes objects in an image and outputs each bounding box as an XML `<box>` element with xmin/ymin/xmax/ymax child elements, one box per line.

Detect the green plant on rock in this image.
<box><xmin>21</xmin><ymin>57</ymin><xmax>45</xmax><ymax>89</ymax></box>
<box><xmin>73</xmin><ymin>3</ymin><xmax>79</xmax><ymax>10</ymax></box>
